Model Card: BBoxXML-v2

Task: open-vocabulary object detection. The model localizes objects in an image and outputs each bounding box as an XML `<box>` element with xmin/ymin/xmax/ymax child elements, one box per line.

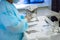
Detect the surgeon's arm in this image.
<box><xmin>0</xmin><ymin>14</ymin><xmax>28</xmax><ymax>34</ymax></box>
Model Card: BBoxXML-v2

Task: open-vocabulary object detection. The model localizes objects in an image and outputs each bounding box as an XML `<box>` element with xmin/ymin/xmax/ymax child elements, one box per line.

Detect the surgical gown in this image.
<box><xmin>0</xmin><ymin>0</ymin><xmax>28</xmax><ymax>40</ymax></box>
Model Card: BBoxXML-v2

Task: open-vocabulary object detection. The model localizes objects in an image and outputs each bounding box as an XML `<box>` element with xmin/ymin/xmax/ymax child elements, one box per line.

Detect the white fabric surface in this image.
<box><xmin>23</xmin><ymin>16</ymin><xmax>59</xmax><ymax>40</ymax></box>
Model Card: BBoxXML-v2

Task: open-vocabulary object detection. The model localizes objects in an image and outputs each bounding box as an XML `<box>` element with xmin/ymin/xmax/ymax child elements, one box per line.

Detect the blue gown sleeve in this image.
<box><xmin>0</xmin><ymin>1</ymin><xmax>28</xmax><ymax>34</ymax></box>
<box><xmin>0</xmin><ymin>12</ymin><xmax>28</xmax><ymax>34</ymax></box>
